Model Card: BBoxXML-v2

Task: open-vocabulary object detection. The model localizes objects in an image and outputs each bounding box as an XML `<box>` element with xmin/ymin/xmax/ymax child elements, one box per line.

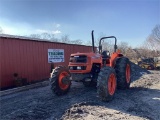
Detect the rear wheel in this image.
<box><xmin>97</xmin><ymin>67</ymin><xmax>117</xmax><ymax>101</ymax></box>
<box><xmin>115</xmin><ymin>57</ymin><xmax>131</xmax><ymax>89</ymax></box>
<box><xmin>50</xmin><ymin>66</ymin><xmax>71</xmax><ymax>96</ymax></box>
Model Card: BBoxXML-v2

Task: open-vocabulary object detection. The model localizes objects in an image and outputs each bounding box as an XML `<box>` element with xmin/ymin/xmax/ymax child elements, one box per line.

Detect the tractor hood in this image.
<box><xmin>70</xmin><ymin>52</ymin><xmax>101</xmax><ymax>58</ymax></box>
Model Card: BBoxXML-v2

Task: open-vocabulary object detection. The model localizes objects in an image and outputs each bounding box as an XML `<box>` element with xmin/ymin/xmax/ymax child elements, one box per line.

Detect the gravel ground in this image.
<box><xmin>0</xmin><ymin>63</ymin><xmax>160</xmax><ymax>120</ymax></box>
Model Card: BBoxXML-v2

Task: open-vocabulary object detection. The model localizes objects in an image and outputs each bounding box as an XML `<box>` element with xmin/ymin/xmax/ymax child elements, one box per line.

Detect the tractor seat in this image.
<box><xmin>101</xmin><ymin>51</ymin><xmax>110</xmax><ymax>64</ymax></box>
<box><xmin>101</xmin><ymin>50</ymin><xmax>110</xmax><ymax>59</ymax></box>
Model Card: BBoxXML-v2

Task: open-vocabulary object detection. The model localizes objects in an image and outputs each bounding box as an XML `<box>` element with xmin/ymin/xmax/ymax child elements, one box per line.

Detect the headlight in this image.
<box><xmin>77</xmin><ymin>66</ymin><xmax>81</xmax><ymax>70</ymax></box>
<box><xmin>69</xmin><ymin>66</ymin><xmax>73</xmax><ymax>70</ymax></box>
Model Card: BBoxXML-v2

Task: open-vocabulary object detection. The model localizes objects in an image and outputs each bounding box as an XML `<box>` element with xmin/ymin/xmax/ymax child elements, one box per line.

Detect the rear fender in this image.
<box><xmin>110</xmin><ymin>53</ymin><xmax>123</xmax><ymax>67</ymax></box>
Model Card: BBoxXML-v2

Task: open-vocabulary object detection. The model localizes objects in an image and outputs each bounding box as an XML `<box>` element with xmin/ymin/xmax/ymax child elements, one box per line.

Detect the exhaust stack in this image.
<box><xmin>91</xmin><ymin>30</ymin><xmax>95</xmax><ymax>53</ymax></box>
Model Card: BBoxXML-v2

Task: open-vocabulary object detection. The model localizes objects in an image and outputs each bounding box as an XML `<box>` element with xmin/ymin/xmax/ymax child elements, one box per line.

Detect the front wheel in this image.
<box><xmin>50</xmin><ymin>66</ymin><xmax>71</xmax><ymax>96</ymax></box>
<box><xmin>97</xmin><ymin>67</ymin><xmax>117</xmax><ymax>101</ymax></box>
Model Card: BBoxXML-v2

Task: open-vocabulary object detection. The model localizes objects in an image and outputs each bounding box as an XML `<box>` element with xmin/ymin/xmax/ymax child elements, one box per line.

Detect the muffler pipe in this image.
<box><xmin>91</xmin><ymin>30</ymin><xmax>95</xmax><ymax>53</ymax></box>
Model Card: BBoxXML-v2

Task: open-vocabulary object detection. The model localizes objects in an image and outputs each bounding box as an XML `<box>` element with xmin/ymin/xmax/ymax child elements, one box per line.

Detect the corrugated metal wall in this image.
<box><xmin>0</xmin><ymin>37</ymin><xmax>93</xmax><ymax>89</ymax></box>
<box><xmin>0</xmin><ymin>39</ymin><xmax>2</xmax><ymax>85</ymax></box>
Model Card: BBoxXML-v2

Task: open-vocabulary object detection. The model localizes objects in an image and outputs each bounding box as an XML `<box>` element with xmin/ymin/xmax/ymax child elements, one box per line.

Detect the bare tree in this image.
<box><xmin>135</xmin><ymin>25</ymin><xmax>160</xmax><ymax>59</ymax></box>
<box><xmin>145</xmin><ymin>25</ymin><xmax>160</xmax><ymax>51</ymax></box>
<box><xmin>61</xmin><ymin>35</ymin><xmax>83</xmax><ymax>45</ymax></box>
<box><xmin>85</xmin><ymin>40</ymin><xmax>92</xmax><ymax>46</ymax></box>
<box><xmin>118</xmin><ymin>41</ymin><xmax>129</xmax><ymax>55</ymax></box>
<box><xmin>71</xmin><ymin>39</ymin><xmax>83</xmax><ymax>45</ymax></box>
<box><xmin>85</xmin><ymin>32</ymin><xmax>106</xmax><ymax>47</ymax></box>
<box><xmin>30</xmin><ymin>34</ymin><xmax>41</xmax><ymax>39</ymax></box>
<box><xmin>93</xmin><ymin>32</ymin><xmax>116</xmax><ymax>53</ymax></box>
<box><xmin>125</xmin><ymin>47</ymin><xmax>139</xmax><ymax>61</ymax></box>
<box><xmin>61</xmin><ymin>35</ymin><xmax>70</xmax><ymax>43</ymax></box>
<box><xmin>30</xmin><ymin>32</ymin><xmax>58</xmax><ymax>42</ymax></box>
<box><xmin>102</xmin><ymin>41</ymin><xmax>114</xmax><ymax>53</ymax></box>
<box><xmin>40</xmin><ymin>32</ymin><xmax>57</xmax><ymax>41</ymax></box>
<box><xmin>152</xmin><ymin>24</ymin><xmax>160</xmax><ymax>43</ymax></box>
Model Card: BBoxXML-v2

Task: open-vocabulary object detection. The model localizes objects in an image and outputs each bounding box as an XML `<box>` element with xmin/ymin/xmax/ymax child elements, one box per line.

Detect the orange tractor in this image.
<box><xmin>50</xmin><ymin>30</ymin><xmax>131</xmax><ymax>101</ymax></box>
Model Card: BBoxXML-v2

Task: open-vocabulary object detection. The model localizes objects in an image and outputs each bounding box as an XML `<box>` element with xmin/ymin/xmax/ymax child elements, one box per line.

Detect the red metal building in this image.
<box><xmin>0</xmin><ymin>34</ymin><xmax>93</xmax><ymax>89</ymax></box>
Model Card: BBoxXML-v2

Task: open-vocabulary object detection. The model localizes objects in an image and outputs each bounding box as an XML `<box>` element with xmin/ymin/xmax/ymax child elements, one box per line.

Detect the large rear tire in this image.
<box><xmin>97</xmin><ymin>67</ymin><xmax>117</xmax><ymax>101</ymax></box>
<box><xmin>115</xmin><ymin>57</ymin><xmax>131</xmax><ymax>89</ymax></box>
<box><xmin>50</xmin><ymin>66</ymin><xmax>71</xmax><ymax>96</ymax></box>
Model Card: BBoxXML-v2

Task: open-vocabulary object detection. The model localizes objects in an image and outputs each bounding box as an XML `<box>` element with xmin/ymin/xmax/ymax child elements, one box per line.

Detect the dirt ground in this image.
<box><xmin>0</xmin><ymin>63</ymin><xmax>160</xmax><ymax>120</ymax></box>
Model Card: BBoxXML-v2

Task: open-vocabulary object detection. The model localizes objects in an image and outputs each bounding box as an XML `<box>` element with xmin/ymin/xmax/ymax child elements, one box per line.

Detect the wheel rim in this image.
<box><xmin>108</xmin><ymin>73</ymin><xmax>116</xmax><ymax>95</ymax></box>
<box><xmin>126</xmin><ymin>64</ymin><xmax>131</xmax><ymax>83</ymax></box>
<box><xmin>59</xmin><ymin>71</ymin><xmax>69</xmax><ymax>90</ymax></box>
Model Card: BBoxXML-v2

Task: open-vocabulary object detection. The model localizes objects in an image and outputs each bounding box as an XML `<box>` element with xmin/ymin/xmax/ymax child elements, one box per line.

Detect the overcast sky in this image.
<box><xmin>0</xmin><ymin>0</ymin><xmax>159</xmax><ymax>47</ymax></box>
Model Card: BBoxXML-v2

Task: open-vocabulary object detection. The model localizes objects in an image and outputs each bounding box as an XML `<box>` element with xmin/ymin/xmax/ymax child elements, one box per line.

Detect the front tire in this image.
<box><xmin>50</xmin><ymin>66</ymin><xmax>71</xmax><ymax>96</ymax></box>
<box><xmin>97</xmin><ymin>67</ymin><xmax>117</xmax><ymax>101</ymax></box>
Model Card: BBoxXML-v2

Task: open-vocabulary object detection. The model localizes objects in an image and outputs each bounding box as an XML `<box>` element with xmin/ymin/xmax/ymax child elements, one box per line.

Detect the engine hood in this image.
<box><xmin>71</xmin><ymin>52</ymin><xmax>101</xmax><ymax>58</ymax></box>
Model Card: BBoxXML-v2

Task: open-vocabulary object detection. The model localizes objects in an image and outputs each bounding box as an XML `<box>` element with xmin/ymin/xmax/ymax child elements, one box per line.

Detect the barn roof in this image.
<box><xmin>0</xmin><ymin>33</ymin><xmax>93</xmax><ymax>47</ymax></box>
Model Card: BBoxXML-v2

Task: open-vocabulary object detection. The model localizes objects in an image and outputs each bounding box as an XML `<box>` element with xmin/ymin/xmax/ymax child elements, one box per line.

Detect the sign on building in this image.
<box><xmin>48</xmin><ymin>49</ymin><xmax>64</xmax><ymax>63</ymax></box>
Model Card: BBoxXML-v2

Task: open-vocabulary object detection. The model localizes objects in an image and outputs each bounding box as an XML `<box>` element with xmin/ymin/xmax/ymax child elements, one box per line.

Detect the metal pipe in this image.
<box><xmin>91</xmin><ymin>30</ymin><xmax>95</xmax><ymax>53</ymax></box>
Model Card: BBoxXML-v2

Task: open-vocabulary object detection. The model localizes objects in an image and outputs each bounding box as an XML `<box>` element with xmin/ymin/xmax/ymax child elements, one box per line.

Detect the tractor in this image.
<box><xmin>50</xmin><ymin>30</ymin><xmax>131</xmax><ymax>101</ymax></box>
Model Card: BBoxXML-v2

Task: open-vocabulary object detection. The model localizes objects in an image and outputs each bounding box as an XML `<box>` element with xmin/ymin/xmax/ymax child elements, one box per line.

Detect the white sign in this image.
<box><xmin>48</xmin><ymin>49</ymin><xmax>64</xmax><ymax>63</ymax></box>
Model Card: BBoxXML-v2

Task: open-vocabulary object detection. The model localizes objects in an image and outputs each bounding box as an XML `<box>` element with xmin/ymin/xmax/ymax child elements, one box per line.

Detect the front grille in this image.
<box><xmin>69</xmin><ymin>55</ymin><xmax>87</xmax><ymax>63</ymax></box>
<box><xmin>69</xmin><ymin>66</ymin><xmax>87</xmax><ymax>70</ymax></box>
